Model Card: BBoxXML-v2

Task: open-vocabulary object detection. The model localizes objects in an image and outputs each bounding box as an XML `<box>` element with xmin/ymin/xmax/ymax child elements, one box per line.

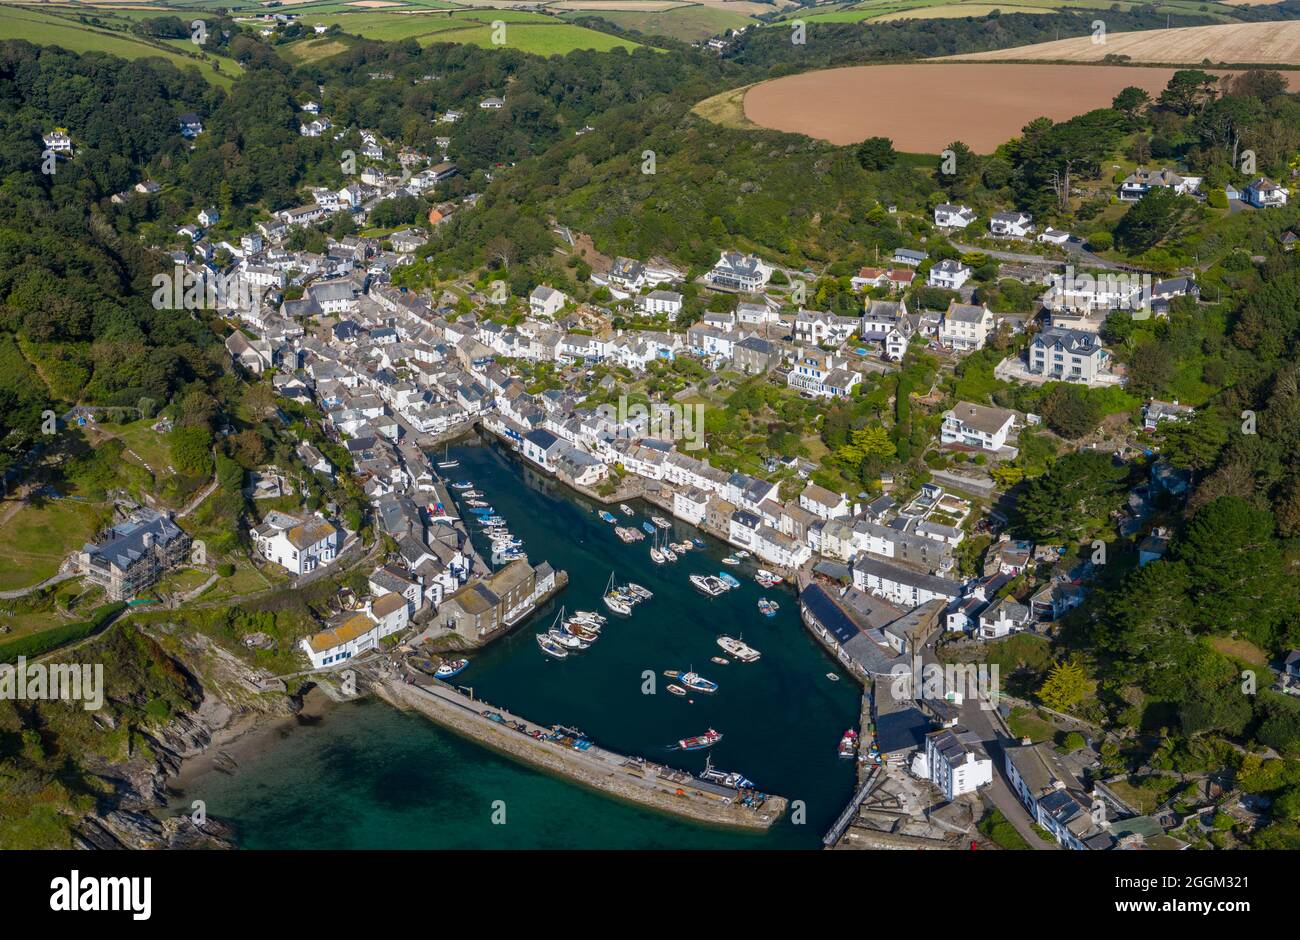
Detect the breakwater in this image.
<box><xmin>378</xmin><ymin>675</ymin><xmax>788</xmax><ymax>831</ymax></box>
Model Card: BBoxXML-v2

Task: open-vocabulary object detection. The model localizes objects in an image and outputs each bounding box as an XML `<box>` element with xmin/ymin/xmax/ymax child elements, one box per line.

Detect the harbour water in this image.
<box><xmin>178</xmin><ymin>434</ymin><xmax>861</xmax><ymax>848</ymax></box>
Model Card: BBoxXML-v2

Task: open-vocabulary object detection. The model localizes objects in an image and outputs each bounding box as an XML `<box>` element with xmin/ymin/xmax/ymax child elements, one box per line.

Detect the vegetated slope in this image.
<box><xmin>938</xmin><ymin>20</ymin><xmax>1300</xmax><ymax>65</ymax></box>
<box><xmin>0</xmin><ymin>6</ymin><xmax>236</xmax><ymax>85</ymax></box>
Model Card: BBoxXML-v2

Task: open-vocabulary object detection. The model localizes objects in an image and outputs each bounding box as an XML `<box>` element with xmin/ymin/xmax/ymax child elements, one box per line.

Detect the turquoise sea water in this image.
<box><xmin>178</xmin><ymin>435</ymin><xmax>862</xmax><ymax>849</ymax></box>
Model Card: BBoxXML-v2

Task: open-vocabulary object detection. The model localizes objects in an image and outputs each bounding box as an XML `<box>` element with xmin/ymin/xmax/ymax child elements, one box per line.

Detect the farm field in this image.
<box><xmin>940</xmin><ymin>20</ymin><xmax>1300</xmax><ymax>65</ymax></box>
<box><xmin>785</xmin><ymin>0</ymin><xmax>1245</xmax><ymax>21</ymax></box>
<box><xmin>738</xmin><ymin>62</ymin><xmax>1297</xmax><ymax>152</ymax></box>
<box><xmin>280</xmin><ymin>8</ymin><xmax>645</xmax><ymax>55</ymax></box>
<box><xmin>0</xmin><ymin>4</ymin><xmax>238</xmax><ymax>83</ymax></box>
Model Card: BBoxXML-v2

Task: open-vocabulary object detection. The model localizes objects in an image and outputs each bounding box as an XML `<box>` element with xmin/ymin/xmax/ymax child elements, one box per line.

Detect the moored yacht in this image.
<box><xmin>716</xmin><ymin>635</ymin><xmax>760</xmax><ymax>663</ymax></box>
<box><xmin>690</xmin><ymin>574</ymin><xmax>727</xmax><ymax>597</ymax></box>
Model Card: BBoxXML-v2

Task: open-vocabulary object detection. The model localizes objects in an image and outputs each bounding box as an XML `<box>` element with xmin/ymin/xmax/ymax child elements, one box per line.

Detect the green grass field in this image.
<box><xmin>0</xmin><ymin>5</ymin><xmax>239</xmax><ymax>84</ymax></box>
<box><xmin>283</xmin><ymin>10</ymin><xmax>644</xmax><ymax>59</ymax></box>
<box><xmin>0</xmin><ymin>498</ymin><xmax>106</xmax><ymax>592</ymax></box>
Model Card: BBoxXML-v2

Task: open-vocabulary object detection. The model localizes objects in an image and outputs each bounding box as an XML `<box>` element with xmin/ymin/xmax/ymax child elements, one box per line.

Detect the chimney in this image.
<box><xmin>1020</xmin><ymin>736</ymin><xmax>1032</xmax><ymax>747</ymax></box>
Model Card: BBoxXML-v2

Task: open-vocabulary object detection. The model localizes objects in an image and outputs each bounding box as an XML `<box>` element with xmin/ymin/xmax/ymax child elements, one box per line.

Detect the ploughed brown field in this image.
<box><xmin>940</xmin><ymin>21</ymin><xmax>1300</xmax><ymax>65</ymax></box>
<box><xmin>741</xmin><ymin>63</ymin><xmax>1298</xmax><ymax>153</ymax></box>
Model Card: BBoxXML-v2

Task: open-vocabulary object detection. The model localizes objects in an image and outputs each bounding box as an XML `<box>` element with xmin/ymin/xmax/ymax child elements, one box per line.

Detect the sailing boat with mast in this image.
<box><xmin>603</xmin><ymin>571</ymin><xmax>632</xmax><ymax>615</ymax></box>
<box><xmin>649</xmin><ymin>529</ymin><xmax>666</xmax><ymax>565</ymax></box>
<box><xmin>436</xmin><ymin>442</ymin><xmax>458</xmax><ymax>469</ymax></box>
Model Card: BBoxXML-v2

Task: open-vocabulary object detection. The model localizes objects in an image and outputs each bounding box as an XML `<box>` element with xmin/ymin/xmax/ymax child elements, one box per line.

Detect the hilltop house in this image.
<box><xmin>1245</xmin><ymin>177</ymin><xmax>1288</xmax><ymax>208</ymax></box>
<box><xmin>707</xmin><ymin>251</ymin><xmax>772</xmax><ymax>292</ymax></box>
<box><xmin>934</xmin><ymin>204</ymin><xmax>977</xmax><ymax>229</ymax></box>
<box><xmin>941</xmin><ymin>401</ymin><xmax>1016</xmax><ymax>452</ymax></box>
<box><xmin>178</xmin><ymin>113</ymin><xmax>204</xmax><ymax>139</ymax></box>
<box><xmin>929</xmin><ymin>259</ymin><xmax>972</xmax><ymax>291</ymax></box>
<box><xmin>42</xmin><ymin>130</ymin><xmax>73</xmax><ymax>154</ymax></box>
<box><xmin>989</xmin><ymin>211</ymin><xmax>1033</xmax><ymax>237</ymax></box>
<box><xmin>250</xmin><ymin>510</ymin><xmax>341</xmax><ymax>575</ymax></box>
<box><xmin>1029</xmin><ymin>327</ymin><xmax>1109</xmax><ymax>384</ymax></box>
<box><xmin>1118</xmin><ymin>167</ymin><xmax>1200</xmax><ymax>201</ymax></box>
<box><xmin>76</xmin><ymin>509</ymin><xmax>191</xmax><ymax>601</ymax></box>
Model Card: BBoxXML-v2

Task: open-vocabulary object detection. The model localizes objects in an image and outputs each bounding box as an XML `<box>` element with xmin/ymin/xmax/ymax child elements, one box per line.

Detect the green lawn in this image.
<box><xmin>0</xmin><ymin>498</ymin><xmax>107</xmax><ymax>592</ymax></box>
<box><xmin>1007</xmin><ymin>705</ymin><xmax>1058</xmax><ymax>744</ymax></box>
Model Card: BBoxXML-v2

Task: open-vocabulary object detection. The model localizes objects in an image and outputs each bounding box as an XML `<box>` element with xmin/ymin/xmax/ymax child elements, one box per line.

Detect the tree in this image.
<box><xmin>1159</xmin><ymin>411</ymin><xmax>1228</xmax><ymax>473</ymax></box>
<box><xmin>856</xmin><ymin>136</ymin><xmax>896</xmax><ymax>171</ymax></box>
<box><xmin>1039</xmin><ymin>384</ymin><xmax>1103</xmax><ymax>439</ymax></box>
<box><xmin>170</xmin><ymin>425</ymin><xmax>214</xmax><ymax>477</ymax></box>
<box><xmin>1016</xmin><ymin>450</ymin><xmax>1126</xmax><ymax>540</ymax></box>
<box><xmin>1158</xmin><ymin>69</ymin><xmax>1220</xmax><ymax>116</ymax></box>
<box><xmin>1230</xmin><ymin>69</ymin><xmax>1289</xmax><ymax>102</ymax></box>
<box><xmin>1114</xmin><ymin>188</ymin><xmax>1194</xmax><ymax>252</ymax></box>
<box><xmin>1112</xmin><ymin>86</ymin><xmax>1151</xmax><ymax>123</ymax></box>
<box><xmin>1173</xmin><ymin>496</ymin><xmax>1296</xmax><ymax>647</ymax></box>
<box><xmin>1038</xmin><ymin>659</ymin><xmax>1089</xmax><ymax>712</ymax></box>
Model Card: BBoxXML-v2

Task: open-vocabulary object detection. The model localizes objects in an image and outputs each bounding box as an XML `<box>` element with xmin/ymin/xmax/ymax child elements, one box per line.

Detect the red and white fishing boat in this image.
<box><xmin>675</xmin><ymin>729</ymin><xmax>722</xmax><ymax>751</ymax></box>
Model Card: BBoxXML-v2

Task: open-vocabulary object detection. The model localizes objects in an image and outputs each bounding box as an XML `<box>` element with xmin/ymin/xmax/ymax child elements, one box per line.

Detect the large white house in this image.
<box><xmin>938</xmin><ymin>301</ymin><xmax>993</xmax><ymax>351</ymax></box>
<box><xmin>529</xmin><ymin>285</ymin><xmax>567</xmax><ymax>317</ymax></box>
<box><xmin>1029</xmin><ymin>327</ymin><xmax>1109</xmax><ymax>384</ymax></box>
<box><xmin>250</xmin><ymin>510</ymin><xmax>341</xmax><ymax>574</ymax></box>
<box><xmin>787</xmin><ymin>350</ymin><xmax>860</xmax><ymax>399</ymax></box>
<box><xmin>1245</xmin><ymin>177</ymin><xmax>1288</xmax><ymax>208</ymax></box>
<box><xmin>940</xmin><ymin>401</ymin><xmax>1016</xmax><ymax>452</ymax></box>
<box><xmin>933</xmin><ymin>204</ymin><xmax>976</xmax><ymax>229</ymax></box>
<box><xmin>928</xmin><ymin>259</ymin><xmax>971</xmax><ymax>291</ymax></box>
<box><xmin>639</xmin><ymin>290</ymin><xmax>683</xmax><ymax>319</ymax></box>
<box><xmin>707</xmin><ymin>251</ymin><xmax>772</xmax><ymax>292</ymax></box>
<box><xmin>989</xmin><ymin>211</ymin><xmax>1033</xmax><ymax>237</ymax></box>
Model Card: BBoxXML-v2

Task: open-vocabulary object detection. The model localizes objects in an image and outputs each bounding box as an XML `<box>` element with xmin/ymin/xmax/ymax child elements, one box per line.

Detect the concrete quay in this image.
<box><xmin>377</xmin><ymin>673</ymin><xmax>787</xmax><ymax>832</ymax></box>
